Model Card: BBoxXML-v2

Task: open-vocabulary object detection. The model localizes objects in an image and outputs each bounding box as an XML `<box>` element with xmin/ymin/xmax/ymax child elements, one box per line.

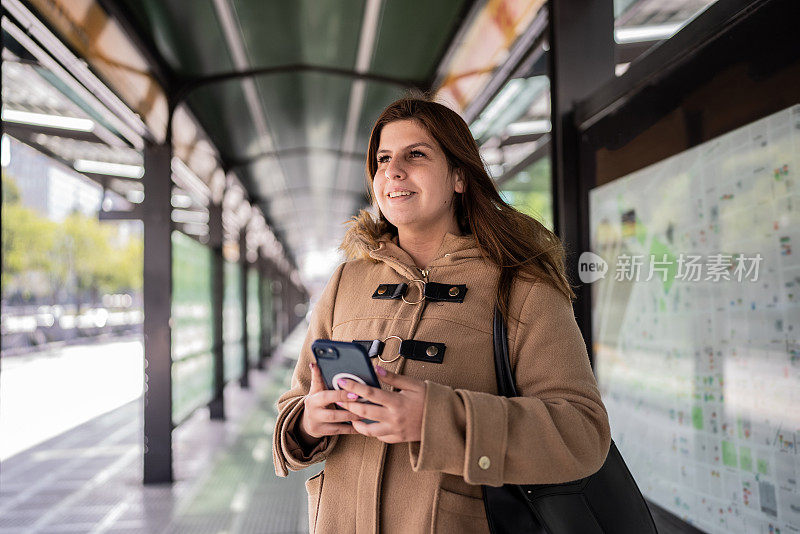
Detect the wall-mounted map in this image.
<box><xmin>590</xmin><ymin>104</ymin><xmax>800</xmax><ymax>534</ymax></box>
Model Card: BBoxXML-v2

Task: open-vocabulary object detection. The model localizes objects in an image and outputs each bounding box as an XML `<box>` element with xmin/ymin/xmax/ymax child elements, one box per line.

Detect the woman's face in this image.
<box><xmin>372</xmin><ymin>119</ymin><xmax>464</xmax><ymax>234</ymax></box>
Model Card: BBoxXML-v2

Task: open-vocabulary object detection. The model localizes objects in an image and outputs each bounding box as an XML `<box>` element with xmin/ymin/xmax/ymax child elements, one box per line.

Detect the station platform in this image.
<box><xmin>0</xmin><ymin>325</ymin><xmax>314</xmax><ymax>534</ymax></box>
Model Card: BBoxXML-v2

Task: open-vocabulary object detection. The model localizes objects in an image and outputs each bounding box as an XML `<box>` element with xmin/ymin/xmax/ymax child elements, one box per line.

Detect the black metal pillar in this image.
<box><xmin>142</xmin><ymin>141</ymin><xmax>173</xmax><ymax>484</ymax></box>
<box><xmin>256</xmin><ymin>256</ymin><xmax>268</xmax><ymax>369</ymax></box>
<box><xmin>548</xmin><ymin>0</ymin><xmax>614</xmax><ymax>354</ymax></box>
<box><xmin>274</xmin><ymin>278</ymin><xmax>285</xmax><ymax>345</ymax></box>
<box><xmin>238</xmin><ymin>229</ymin><xmax>249</xmax><ymax>388</ymax></box>
<box><xmin>207</xmin><ymin>201</ymin><xmax>225</xmax><ymax>419</ymax></box>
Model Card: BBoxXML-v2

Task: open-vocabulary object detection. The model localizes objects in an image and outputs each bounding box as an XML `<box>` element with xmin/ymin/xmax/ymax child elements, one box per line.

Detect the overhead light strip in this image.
<box><xmin>615</xmin><ymin>23</ymin><xmax>683</xmax><ymax>44</ymax></box>
<box><xmin>74</xmin><ymin>159</ymin><xmax>144</xmax><ymax>178</ymax></box>
<box><xmin>211</xmin><ymin>0</ymin><xmax>293</xmax><ymax>218</ymax></box>
<box><xmin>505</xmin><ymin>119</ymin><xmax>551</xmax><ymax>136</ymax></box>
<box><xmin>2</xmin><ymin>108</ymin><xmax>95</xmax><ymax>131</ymax></box>
<box><xmin>171</xmin><ymin>157</ymin><xmax>211</xmax><ymax>206</ymax></box>
<box><xmin>0</xmin><ymin>12</ymin><xmax>144</xmax><ymax>149</ymax></box>
<box><xmin>334</xmin><ymin>0</ymin><xmax>383</xmax><ymax>214</ymax></box>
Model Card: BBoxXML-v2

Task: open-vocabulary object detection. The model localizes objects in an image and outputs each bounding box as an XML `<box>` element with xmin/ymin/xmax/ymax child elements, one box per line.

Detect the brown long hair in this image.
<box><xmin>356</xmin><ymin>95</ymin><xmax>574</xmax><ymax>319</ymax></box>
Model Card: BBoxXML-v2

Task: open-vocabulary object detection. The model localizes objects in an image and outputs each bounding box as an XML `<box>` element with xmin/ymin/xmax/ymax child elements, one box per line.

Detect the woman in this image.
<box><xmin>272</xmin><ymin>96</ymin><xmax>610</xmax><ymax>533</ymax></box>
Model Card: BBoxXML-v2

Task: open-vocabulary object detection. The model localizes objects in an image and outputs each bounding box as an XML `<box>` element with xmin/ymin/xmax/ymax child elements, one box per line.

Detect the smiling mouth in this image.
<box><xmin>387</xmin><ymin>191</ymin><xmax>414</xmax><ymax>198</ymax></box>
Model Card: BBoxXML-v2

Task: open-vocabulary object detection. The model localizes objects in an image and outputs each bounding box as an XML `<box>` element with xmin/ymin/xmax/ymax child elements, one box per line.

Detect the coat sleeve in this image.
<box><xmin>272</xmin><ymin>262</ymin><xmax>345</xmax><ymax>477</ymax></box>
<box><xmin>408</xmin><ymin>279</ymin><xmax>611</xmax><ymax>486</ymax></box>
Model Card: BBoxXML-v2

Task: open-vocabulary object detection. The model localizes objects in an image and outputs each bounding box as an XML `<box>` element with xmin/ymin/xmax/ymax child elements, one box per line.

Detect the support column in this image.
<box><xmin>548</xmin><ymin>0</ymin><xmax>614</xmax><ymax>353</ymax></box>
<box><xmin>238</xmin><ymin>229</ymin><xmax>249</xmax><ymax>388</ymax></box>
<box><xmin>142</xmin><ymin>141</ymin><xmax>173</xmax><ymax>484</ymax></box>
<box><xmin>256</xmin><ymin>256</ymin><xmax>269</xmax><ymax>369</ymax></box>
<box><xmin>207</xmin><ymin>201</ymin><xmax>225</xmax><ymax>420</ymax></box>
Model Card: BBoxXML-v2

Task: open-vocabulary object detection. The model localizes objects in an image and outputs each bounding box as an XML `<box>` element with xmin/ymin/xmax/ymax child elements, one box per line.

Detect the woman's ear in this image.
<box><xmin>453</xmin><ymin>168</ymin><xmax>465</xmax><ymax>193</ymax></box>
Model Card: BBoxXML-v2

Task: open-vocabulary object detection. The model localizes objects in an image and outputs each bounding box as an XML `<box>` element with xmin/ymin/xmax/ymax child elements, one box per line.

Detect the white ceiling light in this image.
<box><xmin>615</xmin><ymin>23</ymin><xmax>682</xmax><ymax>44</ymax></box>
<box><xmin>1</xmin><ymin>135</ymin><xmax>10</xmax><ymax>167</ymax></box>
<box><xmin>2</xmin><ymin>108</ymin><xmax>95</xmax><ymax>131</ymax></box>
<box><xmin>172</xmin><ymin>157</ymin><xmax>210</xmax><ymax>205</ymax></box>
<box><xmin>171</xmin><ymin>193</ymin><xmax>194</xmax><ymax>209</ymax></box>
<box><xmin>506</xmin><ymin>120</ymin><xmax>551</xmax><ymax>136</ymax></box>
<box><xmin>171</xmin><ymin>209</ymin><xmax>209</xmax><ymax>224</ymax></box>
<box><xmin>126</xmin><ymin>190</ymin><xmax>144</xmax><ymax>204</ymax></box>
<box><xmin>74</xmin><ymin>159</ymin><xmax>144</xmax><ymax>178</ymax></box>
<box><xmin>181</xmin><ymin>223</ymin><xmax>209</xmax><ymax>236</ymax></box>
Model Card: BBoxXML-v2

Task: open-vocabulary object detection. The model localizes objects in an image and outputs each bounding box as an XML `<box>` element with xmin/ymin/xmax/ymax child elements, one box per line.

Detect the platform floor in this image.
<box><xmin>0</xmin><ymin>327</ymin><xmax>315</xmax><ymax>534</ymax></box>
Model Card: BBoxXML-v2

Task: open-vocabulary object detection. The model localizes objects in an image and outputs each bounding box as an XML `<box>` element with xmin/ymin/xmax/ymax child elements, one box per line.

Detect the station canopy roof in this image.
<box><xmin>4</xmin><ymin>0</ymin><xmax>717</xmax><ymax>288</ymax></box>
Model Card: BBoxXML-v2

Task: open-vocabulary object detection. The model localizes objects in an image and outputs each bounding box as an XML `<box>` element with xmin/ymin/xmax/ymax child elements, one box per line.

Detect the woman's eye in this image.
<box><xmin>377</xmin><ymin>155</ymin><xmax>390</xmax><ymax>164</ymax></box>
<box><xmin>409</xmin><ymin>150</ymin><xmax>425</xmax><ymax>158</ymax></box>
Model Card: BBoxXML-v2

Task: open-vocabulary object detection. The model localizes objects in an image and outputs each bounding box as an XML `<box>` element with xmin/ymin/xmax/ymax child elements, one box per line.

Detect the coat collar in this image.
<box><xmin>367</xmin><ymin>232</ymin><xmax>483</xmax><ymax>280</ymax></box>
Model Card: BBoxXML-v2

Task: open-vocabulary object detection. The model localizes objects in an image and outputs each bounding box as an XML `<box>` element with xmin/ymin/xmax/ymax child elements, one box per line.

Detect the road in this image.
<box><xmin>0</xmin><ymin>336</ymin><xmax>144</xmax><ymax>460</ymax></box>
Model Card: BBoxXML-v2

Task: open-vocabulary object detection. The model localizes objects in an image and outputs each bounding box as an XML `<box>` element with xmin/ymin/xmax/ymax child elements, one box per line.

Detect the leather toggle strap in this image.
<box><xmin>372</xmin><ymin>283</ymin><xmax>408</xmax><ymax>300</ymax></box>
<box><xmin>371</xmin><ymin>282</ymin><xmax>467</xmax><ymax>303</ymax></box>
<box><xmin>353</xmin><ymin>339</ymin><xmax>385</xmax><ymax>358</ymax></box>
<box><xmin>423</xmin><ymin>282</ymin><xmax>468</xmax><ymax>303</ymax></box>
<box><xmin>352</xmin><ymin>339</ymin><xmax>446</xmax><ymax>364</ymax></box>
<box><xmin>400</xmin><ymin>340</ymin><xmax>446</xmax><ymax>363</ymax></box>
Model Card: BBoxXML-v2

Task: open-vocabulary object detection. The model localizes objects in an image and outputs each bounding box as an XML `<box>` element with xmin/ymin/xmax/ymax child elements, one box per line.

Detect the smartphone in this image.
<box><xmin>311</xmin><ymin>339</ymin><xmax>380</xmax><ymax>423</ymax></box>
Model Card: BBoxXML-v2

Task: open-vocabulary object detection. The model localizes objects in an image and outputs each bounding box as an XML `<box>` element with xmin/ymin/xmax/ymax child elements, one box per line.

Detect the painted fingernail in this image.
<box><xmin>338</xmin><ymin>378</ymin><xmax>348</xmax><ymax>388</ymax></box>
<box><xmin>347</xmin><ymin>392</ymin><xmax>358</xmax><ymax>400</ymax></box>
<box><xmin>375</xmin><ymin>366</ymin><xmax>387</xmax><ymax>377</ymax></box>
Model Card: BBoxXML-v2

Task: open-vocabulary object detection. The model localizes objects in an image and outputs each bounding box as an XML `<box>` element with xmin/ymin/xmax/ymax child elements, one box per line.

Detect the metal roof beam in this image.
<box><xmin>172</xmin><ymin>64</ymin><xmax>424</xmax><ymax>107</ymax></box>
<box><xmin>227</xmin><ymin>146</ymin><xmax>365</xmax><ymax>171</ymax></box>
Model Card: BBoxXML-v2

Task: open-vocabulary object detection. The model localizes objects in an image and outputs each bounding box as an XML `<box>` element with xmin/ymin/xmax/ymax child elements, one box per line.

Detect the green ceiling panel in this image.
<box><xmin>369</xmin><ymin>0</ymin><xmax>468</xmax><ymax>81</ymax></box>
<box><xmin>357</xmin><ymin>82</ymin><xmax>409</xmax><ymax>153</ymax></box>
<box><xmin>98</xmin><ymin>0</ymin><xmax>474</xmax><ymax>274</ymax></box>
<box><xmin>117</xmin><ymin>0</ymin><xmax>233</xmax><ymax>76</ymax></box>
<box><xmin>275</xmin><ymin>155</ymin><xmax>310</xmax><ymax>193</ymax></box>
<box><xmin>232</xmin><ymin>0</ymin><xmax>364</xmax><ymax>69</ymax></box>
<box><xmin>254</xmin><ymin>72</ymin><xmax>352</xmax><ymax>151</ymax></box>
<box><xmin>186</xmin><ymin>79</ymin><xmax>261</xmax><ymax>161</ymax></box>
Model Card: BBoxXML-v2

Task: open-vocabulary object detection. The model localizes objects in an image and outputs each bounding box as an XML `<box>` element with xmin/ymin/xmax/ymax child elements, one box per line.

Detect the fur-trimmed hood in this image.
<box><xmin>339</xmin><ymin>209</ymin><xmax>483</xmax><ymax>270</ymax></box>
<box><xmin>339</xmin><ymin>209</ymin><xmax>390</xmax><ymax>262</ymax></box>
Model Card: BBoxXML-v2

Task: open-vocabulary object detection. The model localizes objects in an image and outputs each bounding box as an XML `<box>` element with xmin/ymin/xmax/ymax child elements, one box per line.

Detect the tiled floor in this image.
<box><xmin>0</xmin><ymin>326</ymin><xmax>315</xmax><ymax>534</ymax></box>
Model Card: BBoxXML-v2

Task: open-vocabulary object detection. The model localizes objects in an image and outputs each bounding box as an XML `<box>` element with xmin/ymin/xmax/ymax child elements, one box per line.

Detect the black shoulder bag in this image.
<box><xmin>481</xmin><ymin>307</ymin><xmax>658</xmax><ymax>534</ymax></box>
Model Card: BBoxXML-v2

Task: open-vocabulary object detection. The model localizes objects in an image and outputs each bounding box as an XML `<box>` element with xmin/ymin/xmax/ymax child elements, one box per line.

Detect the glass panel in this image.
<box><xmin>499</xmin><ymin>156</ymin><xmax>552</xmax><ymax>231</ymax></box>
<box><xmin>369</xmin><ymin>0</ymin><xmax>468</xmax><ymax>81</ymax></box>
<box><xmin>223</xmin><ymin>260</ymin><xmax>244</xmax><ymax>383</ymax></box>
<box><xmin>470</xmin><ymin>76</ymin><xmax>550</xmax><ymax>144</ymax></box>
<box><xmin>614</xmin><ymin>0</ymin><xmax>719</xmax><ymax>73</ymax></box>
<box><xmin>247</xmin><ymin>268</ymin><xmax>261</xmax><ymax>366</ymax></box>
<box><xmin>187</xmin><ymin>80</ymin><xmax>261</xmax><ymax>162</ymax></box>
<box><xmin>436</xmin><ymin>0</ymin><xmax>546</xmax><ymax>114</ymax></box>
<box><xmin>1</xmin><ymin>135</ymin><xmax>144</xmax><ymax>457</ymax></box>
<box><xmin>234</xmin><ymin>0</ymin><xmax>363</xmax><ymax>69</ymax></box>
<box><xmin>171</xmin><ymin>231</ymin><xmax>214</xmax><ymax>423</ymax></box>
<box><xmin>255</xmin><ymin>72</ymin><xmax>353</xmax><ymax>152</ymax></box>
<box><xmin>115</xmin><ymin>0</ymin><xmax>234</xmax><ymax>76</ymax></box>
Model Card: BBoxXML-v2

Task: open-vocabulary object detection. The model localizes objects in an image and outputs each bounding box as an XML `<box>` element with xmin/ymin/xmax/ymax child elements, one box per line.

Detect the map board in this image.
<box><xmin>589</xmin><ymin>104</ymin><xmax>800</xmax><ymax>533</ymax></box>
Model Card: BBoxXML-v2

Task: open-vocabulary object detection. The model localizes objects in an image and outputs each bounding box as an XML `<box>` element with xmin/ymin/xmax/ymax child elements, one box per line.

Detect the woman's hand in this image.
<box><xmin>298</xmin><ymin>362</ymin><xmax>361</xmax><ymax>442</ymax></box>
<box><xmin>336</xmin><ymin>366</ymin><xmax>426</xmax><ymax>443</ymax></box>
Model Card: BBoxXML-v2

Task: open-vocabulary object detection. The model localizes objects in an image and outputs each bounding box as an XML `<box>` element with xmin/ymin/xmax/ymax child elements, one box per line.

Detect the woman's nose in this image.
<box><xmin>385</xmin><ymin>158</ymin><xmax>406</xmax><ymax>180</ymax></box>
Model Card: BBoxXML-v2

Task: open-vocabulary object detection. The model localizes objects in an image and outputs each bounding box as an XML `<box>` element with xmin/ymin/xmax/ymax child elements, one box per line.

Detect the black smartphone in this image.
<box><xmin>311</xmin><ymin>339</ymin><xmax>381</xmax><ymax>423</ymax></box>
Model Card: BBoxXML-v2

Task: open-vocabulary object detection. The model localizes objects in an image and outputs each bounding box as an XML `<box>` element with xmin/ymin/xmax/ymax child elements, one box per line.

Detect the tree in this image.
<box><xmin>2</xmin><ymin>173</ymin><xmax>143</xmax><ymax>305</ymax></box>
<box><xmin>1</xmin><ymin>175</ymin><xmax>58</xmax><ymax>300</ymax></box>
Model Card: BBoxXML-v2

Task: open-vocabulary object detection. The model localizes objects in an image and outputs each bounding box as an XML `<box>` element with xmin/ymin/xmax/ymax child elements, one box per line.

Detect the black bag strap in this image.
<box><xmin>487</xmin><ymin>308</ymin><xmax>658</xmax><ymax>534</ymax></box>
<box><xmin>492</xmin><ymin>306</ymin><xmax>518</xmax><ymax>398</ymax></box>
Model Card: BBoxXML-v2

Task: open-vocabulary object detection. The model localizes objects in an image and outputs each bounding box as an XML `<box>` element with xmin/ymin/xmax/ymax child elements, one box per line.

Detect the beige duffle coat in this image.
<box><xmin>272</xmin><ymin>232</ymin><xmax>611</xmax><ymax>533</ymax></box>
